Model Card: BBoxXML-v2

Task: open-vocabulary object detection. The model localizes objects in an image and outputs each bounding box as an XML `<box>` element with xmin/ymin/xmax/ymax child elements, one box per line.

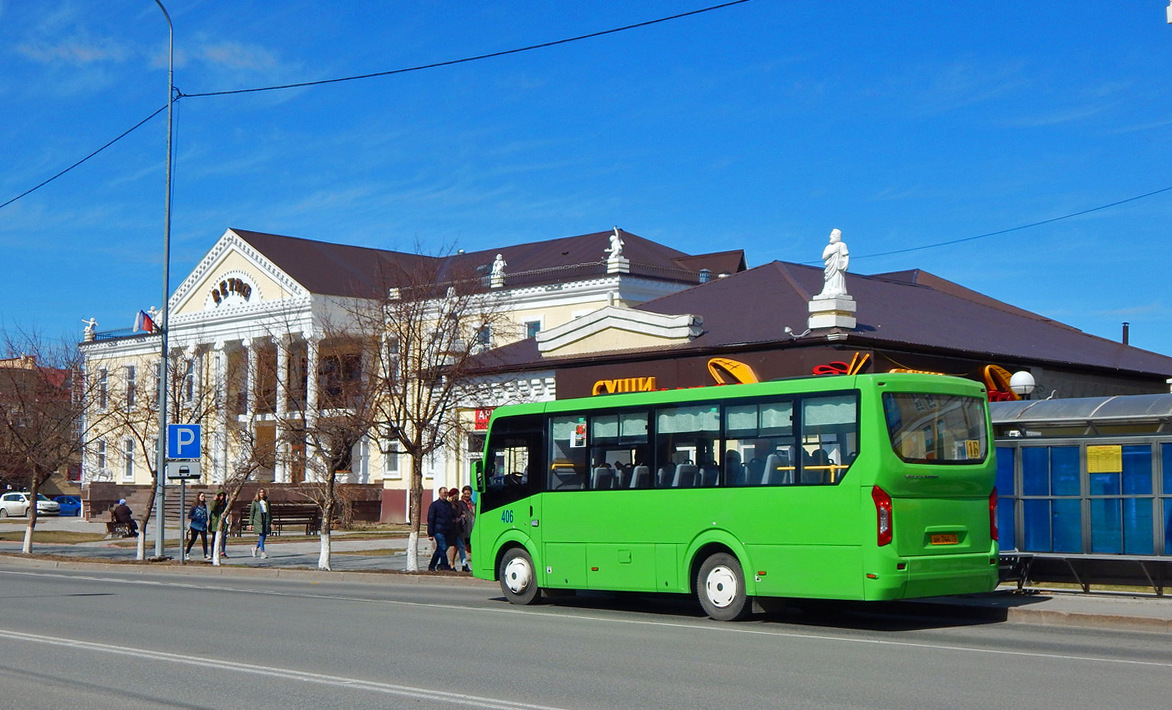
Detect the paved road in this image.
<box><xmin>1</xmin><ymin>562</ymin><xmax>1170</xmax><ymax>710</ymax></box>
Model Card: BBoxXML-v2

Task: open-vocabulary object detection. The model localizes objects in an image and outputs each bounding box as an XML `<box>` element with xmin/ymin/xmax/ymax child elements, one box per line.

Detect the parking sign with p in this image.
<box><xmin>167</xmin><ymin>423</ymin><xmax>201</xmax><ymax>460</ymax></box>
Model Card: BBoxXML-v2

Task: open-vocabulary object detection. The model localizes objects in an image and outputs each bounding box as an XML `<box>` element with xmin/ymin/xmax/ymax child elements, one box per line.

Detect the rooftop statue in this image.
<box><xmin>816</xmin><ymin>228</ymin><xmax>849</xmax><ymax>299</ymax></box>
<box><xmin>607</xmin><ymin>227</ymin><xmax>624</xmax><ymax>260</ymax></box>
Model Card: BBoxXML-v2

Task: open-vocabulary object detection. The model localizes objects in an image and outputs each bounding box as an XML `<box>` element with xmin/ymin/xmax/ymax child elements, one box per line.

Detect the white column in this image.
<box><xmin>214</xmin><ymin>341</ymin><xmax>230</xmax><ymax>483</ymax></box>
<box><xmin>306</xmin><ymin>336</ymin><xmax>319</xmax><ymax>425</ymax></box>
<box><xmin>305</xmin><ymin>335</ymin><xmax>320</xmax><ymax>481</ymax></box>
<box><xmin>274</xmin><ymin>336</ymin><xmax>291</xmax><ymax>483</ymax></box>
<box><xmin>243</xmin><ymin>338</ymin><xmax>258</xmax><ymax>416</ymax></box>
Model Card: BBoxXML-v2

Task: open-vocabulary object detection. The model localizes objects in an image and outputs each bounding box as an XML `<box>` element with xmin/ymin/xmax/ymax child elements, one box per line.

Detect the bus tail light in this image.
<box><xmin>872</xmin><ymin>485</ymin><xmax>893</xmax><ymax>547</ymax></box>
<box><xmin>989</xmin><ymin>488</ymin><xmax>999</xmax><ymax>542</ymax></box>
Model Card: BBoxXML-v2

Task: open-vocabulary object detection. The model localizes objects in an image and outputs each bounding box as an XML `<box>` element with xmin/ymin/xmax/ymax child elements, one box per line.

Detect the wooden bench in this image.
<box><xmin>229</xmin><ymin>504</ymin><xmax>322</xmax><ymax>537</ymax></box>
<box><xmin>272</xmin><ymin>504</ymin><xmax>322</xmax><ymax>536</ymax></box>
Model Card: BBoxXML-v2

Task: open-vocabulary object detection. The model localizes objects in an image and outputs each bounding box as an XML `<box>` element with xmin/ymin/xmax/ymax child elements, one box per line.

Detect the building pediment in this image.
<box><xmin>170</xmin><ymin>229</ymin><xmax>310</xmax><ymax>319</ymax></box>
<box><xmin>536</xmin><ymin>305</ymin><xmax>703</xmax><ymax>356</ymax></box>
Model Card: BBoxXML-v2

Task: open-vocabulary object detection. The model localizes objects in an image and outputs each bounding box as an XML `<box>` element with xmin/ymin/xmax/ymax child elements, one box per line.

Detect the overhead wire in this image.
<box><xmin>2</xmin><ymin>0</ymin><xmax>1168</xmax><ymax>262</ymax></box>
<box><xmin>183</xmin><ymin>0</ymin><xmax>752</xmax><ymax>98</ymax></box>
<box><xmin>848</xmin><ymin>185</ymin><xmax>1172</xmax><ymax>263</ymax></box>
<box><xmin>0</xmin><ymin>104</ymin><xmax>168</xmax><ymax>211</ymax></box>
<box><xmin>0</xmin><ymin>0</ymin><xmax>750</xmax><ymax>211</ymax></box>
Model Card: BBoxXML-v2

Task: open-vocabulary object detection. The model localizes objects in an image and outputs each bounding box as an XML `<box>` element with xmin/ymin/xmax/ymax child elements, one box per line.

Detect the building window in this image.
<box><xmin>125</xmin><ymin>366</ymin><xmax>136</xmax><ymax>411</ymax></box>
<box><xmin>98</xmin><ymin>369</ymin><xmax>108</xmax><ymax>409</ymax></box>
<box><xmin>525</xmin><ymin>320</ymin><xmax>541</xmax><ymax>339</ymax></box>
<box><xmin>383</xmin><ymin>444</ymin><xmax>401</xmax><ymax>480</ymax></box>
<box><xmin>475</xmin><ymin>325</ymin><xmax>492</xmax><ymax>349</ymax></box>
<box><xmin>122</xmin><ymin>438</ymin><xmax>134</xmax><ymax>481</ymax></box>
<box><xmin>97</xmin><ymin>440</ymin><xmax>107</xmax><ymax>472</ymax></box>
<box><xmin>183</xmin><ymin>359</ymin><xmax>195</xmax><ymax>403</ymax></box>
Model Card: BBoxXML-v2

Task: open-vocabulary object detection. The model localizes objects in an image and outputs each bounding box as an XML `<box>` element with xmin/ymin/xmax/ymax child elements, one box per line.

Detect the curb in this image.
<box><xmin>0</xmin><ymin>552</ymin><xmax>495</xmax><ymax>588</ymax></box>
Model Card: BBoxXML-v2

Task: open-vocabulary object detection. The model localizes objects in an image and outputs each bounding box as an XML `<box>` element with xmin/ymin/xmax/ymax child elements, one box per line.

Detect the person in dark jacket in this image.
<box><xmin>426</xmin><ymin>488</ymin><xmax>454</xmax><ymax>571</ymax></box>
<box><xmin>249</xmin><ymin>488</ymin><xmax>271</xmax><ymax>559</ymax></box>
<box><xmin>112</xmin><ymin>499</ymin><xmax>138</xmax><ymax>536</ymax></box>
<box><xmin>208</xmin><ymin>491</ymin><xmax>228</xmax><ymax>558</ymax></box>
<box><xmin>184</xmin><ymin>492</ymin><xmax>210</xmax><ymax>560</ymax></box>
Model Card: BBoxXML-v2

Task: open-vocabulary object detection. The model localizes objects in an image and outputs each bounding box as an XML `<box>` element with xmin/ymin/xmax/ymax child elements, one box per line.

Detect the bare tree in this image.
<box><xmin>0</xmin><ymin>329</ymin><xmax>109</xmax><ymax>554</ymax></box>
<box><xmin>289</xmin><ymin>332</ymin><xmax>381</xmax><ymax>570</ymax></box>
<box><xmin>360</xmin><ymin>259</ymin><xmax>513</xmax><ymax>572</ymax></box>
<box><xmin>91</xmin><ymin>346</ymin><xmax>219</xmax><ymax>560</ymax></box>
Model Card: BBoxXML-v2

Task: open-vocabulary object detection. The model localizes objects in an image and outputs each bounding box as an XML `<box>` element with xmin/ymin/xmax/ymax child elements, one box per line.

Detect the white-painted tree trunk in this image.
<box><xmin>212</xmin><ymin>530</ymin><xmax>223</xmax><ymax>566</ymax></box>
<box><xmin>22</xmin><ymin>524</ymin><xmax>32</xmax><ymax>554</ymax></box>
<box><xmin>318</xmin><ymin>531</ymin><xmax>331</xmax><ymax>570</ymax></box>
<box><xmin>137</xmin><ymin>523</ymin><xmax>146</xmax><ymax>560</ymax></box>
<box><xmin>406</xmin><ymin>530</ymin><xmax>420</xmax><ymax>572</ymax></box>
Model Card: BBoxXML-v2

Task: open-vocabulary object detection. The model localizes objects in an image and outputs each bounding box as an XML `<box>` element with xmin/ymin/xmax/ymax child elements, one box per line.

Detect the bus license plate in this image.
<box><xmin>930</xmin><ymin>533</ymin><xmax>959</xmax><ymax>545</ymax></box>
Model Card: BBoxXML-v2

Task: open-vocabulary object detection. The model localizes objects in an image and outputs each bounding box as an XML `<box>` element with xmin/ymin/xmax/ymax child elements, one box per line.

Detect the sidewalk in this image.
<box><xmin>3</xmin><ymin>517</ymin><xmax>1170</xmax><ymax>632</ymax></box>
<box><xmin>0</xmin><ymin>515</ymin><xmax>450</xmax><ymax>574</ymax></box>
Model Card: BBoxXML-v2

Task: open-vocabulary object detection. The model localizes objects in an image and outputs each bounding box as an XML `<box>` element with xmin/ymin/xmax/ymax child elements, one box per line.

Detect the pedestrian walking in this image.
<box><xmin>426</xmin><ymin>488</ymin><xmax>454</xmax><ymax>571</ymax></box>
<box><xmin>250</xmin><ymin>488</ymin><xmax>271</xmax><ymax>559</ymax></box>
<box><xmin>184</xmin><ymin>492</ymin><xmax>210</xmax><ymax>560</ymax></box>
<box><xmin>208</xmin><ymin>491</ymin><xmax>229</xmax><ymax>558</ymax></box>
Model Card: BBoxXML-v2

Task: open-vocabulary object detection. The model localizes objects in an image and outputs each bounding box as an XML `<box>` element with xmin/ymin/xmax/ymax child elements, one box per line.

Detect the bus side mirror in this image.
<box><xmin>474</xmin><ymin>460</ymin><xmax>484</xmax><ymax>491</ymax></box>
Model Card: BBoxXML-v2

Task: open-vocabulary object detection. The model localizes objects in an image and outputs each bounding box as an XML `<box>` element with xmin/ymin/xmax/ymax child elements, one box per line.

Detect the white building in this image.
<box><xmin>80</xmin><ymin>227</ymin><xmax>744</xmax><ymax>519</ymax></box>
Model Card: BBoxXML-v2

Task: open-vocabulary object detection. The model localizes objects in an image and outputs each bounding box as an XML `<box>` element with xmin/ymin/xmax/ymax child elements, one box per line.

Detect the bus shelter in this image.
<box><xmin>990</xmin><ymin>394</ymin><xmax>1172</xmax><ymax>593</ymax></box>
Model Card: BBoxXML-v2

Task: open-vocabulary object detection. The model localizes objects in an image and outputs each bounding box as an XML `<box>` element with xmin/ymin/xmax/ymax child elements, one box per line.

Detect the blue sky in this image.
<box><xmin>2</xmin><ymin>1</ymin><xmax>1171</xmax><ymax>359</ymax></box>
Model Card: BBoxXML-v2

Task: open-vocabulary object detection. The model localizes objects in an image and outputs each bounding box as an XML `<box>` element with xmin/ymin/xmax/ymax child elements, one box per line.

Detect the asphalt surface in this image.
<box><xmin>3</xmin><ymin>515</ymin><xmax>1170</xmax><ymax>633</ymax></box>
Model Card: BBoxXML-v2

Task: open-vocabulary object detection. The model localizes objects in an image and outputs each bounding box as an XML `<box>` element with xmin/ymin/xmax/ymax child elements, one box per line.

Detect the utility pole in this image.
<box><xmin>153</xmin><ymin>0</ymin><xmax>174</xmax><ymax>559</ymax></box>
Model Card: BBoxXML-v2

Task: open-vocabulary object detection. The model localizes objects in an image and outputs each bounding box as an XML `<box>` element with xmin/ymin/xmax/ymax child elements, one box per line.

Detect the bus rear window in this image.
<box><xmin>883</xmin><ymin>393</ymin><xmax>987</xmax><ymax>464</ymax></box>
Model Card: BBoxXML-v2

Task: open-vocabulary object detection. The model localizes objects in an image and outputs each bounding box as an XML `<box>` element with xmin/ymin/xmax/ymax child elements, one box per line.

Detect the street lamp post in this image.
<box><xmin>153</xmin><ymin>0</ymin><xmax>174</xmax><ymax>559</ymax></box>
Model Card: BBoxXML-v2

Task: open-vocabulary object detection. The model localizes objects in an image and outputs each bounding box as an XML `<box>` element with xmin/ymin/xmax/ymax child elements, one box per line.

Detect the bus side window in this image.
<box><xmin>800</xmin><ymin>394</ymin><xmax>859</xmax><ymax>484</ymax></box>
<box><xmin>549</xmin><ymin>415</ymin><xmax>587</xmax><ymax>490</ymax></box>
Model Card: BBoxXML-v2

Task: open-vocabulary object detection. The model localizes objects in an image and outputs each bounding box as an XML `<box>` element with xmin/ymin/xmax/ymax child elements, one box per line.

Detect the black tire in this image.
<box><xmin>499</xmin><ymin>547</ymin><xmax>541</xmax><ymax>605</ymax></box>
<box><xmin>697</xmin><ymin>552</ymin><xmax>752</xmax><ymax>621</ymax></box>
<box><xmin>0</xmin><ymin>508</ymin><xmax>7</xmax><ymax>518</ymax></box>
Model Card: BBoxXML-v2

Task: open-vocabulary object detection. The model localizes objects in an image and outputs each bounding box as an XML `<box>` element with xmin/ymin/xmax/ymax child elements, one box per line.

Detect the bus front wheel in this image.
<box><xmin>697</xmin><ymin>553</ymin><xmax>751</xmax><ymax>621</ymax></box>
<box><xmin>499</xmin><ymin>547</ymin><xmax>541</xmax><ymax>605</ymax></box>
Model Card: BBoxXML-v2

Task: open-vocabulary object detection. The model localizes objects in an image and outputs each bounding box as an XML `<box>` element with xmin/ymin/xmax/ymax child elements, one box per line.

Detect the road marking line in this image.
<box><xmin>4</xmin><ymin>567</ymin><xmax>1170</xmax><ymax>669</ymax></box>
<box><xmin>2</xmin><ymin>629</ymin><xmax>572</xmax><ymax>710</ymax></box>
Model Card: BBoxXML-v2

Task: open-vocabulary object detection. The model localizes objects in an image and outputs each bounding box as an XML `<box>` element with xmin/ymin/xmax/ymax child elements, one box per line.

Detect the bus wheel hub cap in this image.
<box><xmin>705</xmin><ymin>566</ymin><xmax>738</xmax><ymax>608</ymax></box>
<box><xmin>504</xmin><ymin>558</ymin><xmax>532</xmax><ymax>593</ymax></box>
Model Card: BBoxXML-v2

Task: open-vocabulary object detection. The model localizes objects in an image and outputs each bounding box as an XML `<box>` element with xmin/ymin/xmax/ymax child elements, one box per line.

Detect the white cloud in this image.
<box><xmin>197</xmin><ymin>41</ymin><xmax>280</xmax><ymax>72</ymax></box>
<box><xmin>15</xmin><ymin>36</ymin><xmax>130</xmax><ymax>66</ymax></box>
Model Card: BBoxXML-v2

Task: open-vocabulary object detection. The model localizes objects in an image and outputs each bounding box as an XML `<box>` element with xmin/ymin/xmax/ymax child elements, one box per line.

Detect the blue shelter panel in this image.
<box><xmin>1124</xmin><ymin>498</ymin><xmax>1154</xmax><ymax>555</ymax></box>
<box><xmin>1162</xmin><ymin>443</ymin><xmax>1172</xmax><ymax>494</ymax></box>
<box><xmin>1023</xmin><ymin>499</ymin><xmax>1050</xmax><ymax>551</ymax></box>
<box><xmin>995</xmin><ymin>447</ymin><xmax>1015</xmax><ymax>550</ymax></box>
<box><xmin>1052</xmin><ymin>498</ymin><xmax>1081</xmax><ymax>553</ymax></box>
<box><xmin>1122</xmin><ymin>445</ymin><xmax>1152</xmax><ymax>495</ymax></box>
<box><xmin>1022</xmin><ymin>447</ymin><xmax>1050</xmax><ymax>496</ymax></box>
<box><xmin>1165</xmin><ymin>499</ymin><xmax>1172</xmax><ymax>555</ymax></box>
<box><xmin>1089</xmin><ymin>472</ymin><xmax>1120</xmax><ymax>495</ymax></box>
<box><xmin>1090</xmin><ymin>498</ymin><xmax>1122</xmax><ymax>553</ymax></box>
<box><xmin>1051</xmin><ymin>446</ymin><xmax>1080</xmax><ymax>496</ymax></box>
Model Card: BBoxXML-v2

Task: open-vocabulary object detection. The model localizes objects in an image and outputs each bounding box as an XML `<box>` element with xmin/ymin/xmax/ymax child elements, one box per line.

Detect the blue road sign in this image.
<box><xmin>167</xmin><ymin>423</ymin><xmax>201</xmax><ymax>460</ymax></box>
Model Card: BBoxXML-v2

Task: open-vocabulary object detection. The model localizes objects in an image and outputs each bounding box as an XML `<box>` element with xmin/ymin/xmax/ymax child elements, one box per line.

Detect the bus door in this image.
<box><xmin>478</xmin><ymin>415</ymin><xmax>545</xmax><ymax>577</ymax></box>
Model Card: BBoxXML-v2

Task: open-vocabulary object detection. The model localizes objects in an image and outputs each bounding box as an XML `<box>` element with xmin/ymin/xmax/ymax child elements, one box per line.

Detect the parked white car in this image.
<box><xmin>0</xmin><ymin>491</ymin><xmax>61</xmax><ymax>517</ymax></box>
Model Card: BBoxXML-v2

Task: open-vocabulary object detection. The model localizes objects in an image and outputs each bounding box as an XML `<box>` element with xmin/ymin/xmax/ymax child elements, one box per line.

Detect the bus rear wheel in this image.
<box><xmin>697</xmin><ymin>553</ymin><xmax>751</xmax><ymax>621</ymax></box>
<box><xmin>499</xmin><ymin>547</ymin><xmax>541</xmax><ymax>605</ymax></box>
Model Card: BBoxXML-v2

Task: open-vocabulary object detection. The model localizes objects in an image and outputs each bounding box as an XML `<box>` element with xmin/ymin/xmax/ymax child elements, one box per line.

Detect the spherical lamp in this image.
<box><xmin>1009</xmin><ymin>371</ymin><xmax>1036</xmax><ymax>398</ymax></box>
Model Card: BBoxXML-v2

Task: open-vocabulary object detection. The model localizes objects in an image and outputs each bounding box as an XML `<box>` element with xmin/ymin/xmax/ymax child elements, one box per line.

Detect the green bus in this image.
<box><xmin>472</xmin><ymin>372</ymin><xmax>999</xmax><ymax>620</ymax></box>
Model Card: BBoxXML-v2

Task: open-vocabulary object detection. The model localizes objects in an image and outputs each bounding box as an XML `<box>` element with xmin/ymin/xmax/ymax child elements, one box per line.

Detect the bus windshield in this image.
<box><xmin>882</xmin><ymin>392</ymin><xmax>987</xmax><ymax>464</ymax></box>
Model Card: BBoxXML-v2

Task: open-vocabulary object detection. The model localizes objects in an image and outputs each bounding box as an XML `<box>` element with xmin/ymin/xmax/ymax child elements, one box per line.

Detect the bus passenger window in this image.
<box><xmin>549</xmin><ymin>416</ymin><xmax>586</xmax><ymax>490</ymax></box>
<box><xmin>656</xmin><ymin>405</ymin><xmax>720</xmax><ymax>489</ymax></box>
<box><xmin>800</xmin><ymin>394</ymin><xmax>858</xmax><ymax>484</ymax></box>
<box><xmin>724</xmin><ymin>400</ymin><xmax>795</xmax><ymax>486</ymax></box>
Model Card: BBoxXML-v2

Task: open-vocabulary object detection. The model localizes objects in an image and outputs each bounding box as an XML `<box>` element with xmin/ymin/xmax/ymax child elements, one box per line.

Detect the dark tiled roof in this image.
<box><xmin>485</xmin><ymin>261</ymin><xmax>1172</xmax><ymax>378</ymax></box>
<box><xmin>232</xmin><ymin>228</ymin><xmax>745</xmax><ymax>297</ymax></box>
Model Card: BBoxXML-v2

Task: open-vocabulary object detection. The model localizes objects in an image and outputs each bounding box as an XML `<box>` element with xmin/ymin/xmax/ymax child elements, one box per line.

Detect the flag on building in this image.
<box><xmin>133</xmin><ymin>310</ymin><xmax>156</xmax><ymax>333</ymax></box>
